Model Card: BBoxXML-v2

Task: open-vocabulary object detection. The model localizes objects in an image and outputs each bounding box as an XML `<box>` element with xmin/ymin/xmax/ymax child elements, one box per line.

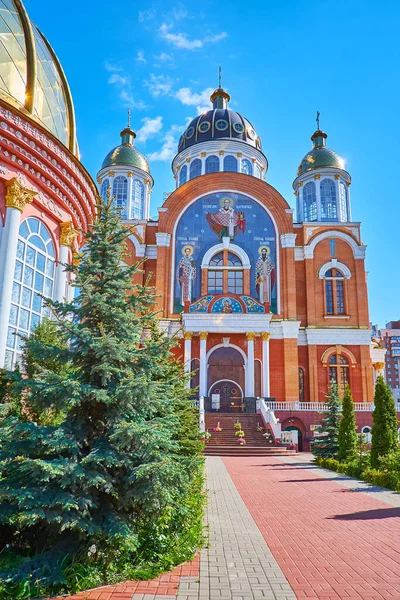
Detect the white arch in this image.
<box><xmin>318</xmin><ymin>260</ymin><xmax>351</xmax><ymax>279</ymax></box>
<box><xmin>128</xmin><ymin>234</ymin><xmax>145</xmax><ymax>258</ymax></box>
<box><xmin>208</xmin><ymin>378</ymin><xmax>244</xmax><ymax>398</ymax></box>
<box><xmin>206</xmin><ymin>342</ymin><xmax>247</xmax><ymax>367</ymax></box>
<box><xmin>201</xmin><ymin>242</ymin><xmax>251</xmax><ymax>268</ymax></box>
<box><xmin>304</xmin><ymin>230</ymin><xmax>366</xmax><ymax>259</ymax></box>
<box><xmin>170</xmin><ymin>189</ymin><xmax>281</xmax><ymax>314</ymax></box>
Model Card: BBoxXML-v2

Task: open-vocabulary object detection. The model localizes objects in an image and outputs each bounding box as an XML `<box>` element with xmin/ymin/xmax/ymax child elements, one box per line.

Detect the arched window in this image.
<box><xmin>112</xmin><ymin>176</ymin><xmax>128</xmax><ymax>219</ymax></box>
<box><xmin>303</xmin><ymin>181</ymin><xmax>317</xmax><ymax>221</ymax></box>
<box><xmin>190</xmin><ymin>159</ymin><xmax>202</xmax><ymax>179</ymax></box>
<box><xmin>179</xmin><ymin>164</ymin><xmax>187</xmax><ymax>185</ymax></box>
<box><xmin>324</xmin><ymin>268</ymin><xmax>345</xmax><ymax>315</ymax></box>
<box><xmin>100</xmin><ymin>178</ymin><xmax>110</xmax><ymax>200</ymax></box>
<box><xmin>320</xmin><ymin>178</ymin><xmax>337</xmax><ymax>221</ymax></box>
<box><xmin>329</xmin><ymin>354</ymin><xmax>349</xmax><ymax>394</ymax></box>
<box><xmin>205</xmin><ymin>155</ymin><xmax>219</xmax><ymax>174</ymax></box>
<box><xmin>361</xmin><ymin>425</ymin><xmax>372</xmax><ymax>442</ymax></box>
<box><xmin>5</xmin><ymin>218</ymin><xmax>55</xmax><ymax>369</ymax></box>
<box><xmin>254</xmin><ymin>164</ymin><xmax>262</xmax><ymax>179</ymax></box>
<box><xmin>131</xmin><ymin>179</ymin><xmax>144</xmax><ymax>219</ymax></box>
<box><xmin>339</xmin><ymin>182</ymin><xmax>348</xmax><ymax>222</ymax></box>
<box><xmin>207</xmin><ymin>251</ymin><xmax>243</xmax><ymax>295</ymax></box>
<box><xmin>241</xmin><ymin>158</ymin><xmax>252</xmax><ymax>175</ymax></box>
<box><xmin>299</xmin><ymin>367</ymin><xmax>305</xmax><ymax>401</ymax></box>
<box><xmin>223</xmin><ymin>155</ymin><xmax>237</xmax><ymax>172</ymax></box>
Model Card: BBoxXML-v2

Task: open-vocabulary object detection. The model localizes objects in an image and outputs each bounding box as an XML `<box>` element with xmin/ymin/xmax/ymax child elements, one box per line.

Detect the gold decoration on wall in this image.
<box><xmin>334</xmin><ymin>174</ymin><xmax>340</xmax><ymax>180</ymax></box>
<box><xmin>298</xmin><ymin>181</ymin><xmax>303</xmax><ymax>187</ymax></box>
<box><xmin>5</xmin><ymin>178</ymin><xmax>36</xmax><ymax>212</ymax></box>
<box><xmin>108</xmin><ymin>171</ymin><xmax>115</xmax><ymax>177</ymax></box>
<box><xmin>199</xmin><ymin>332</ymin><xmax>208</xmax><ymax>340</ymax></box>
<box><xmin>313</xmin><ymin>174</ymin><xmax>321</xmax><ymax>180</ymax></box>
<box><xmin>184</xmin><ymin>331</ymin><xmax>193</xmax><ymax>340</ymax></box>
<box><xmin>237</xmin><ymin>152</ymin><xmax>242</xmax><ymax>157</ymax></box>
<box><xmin>60</xmin><ymin>221</ymin><xmax>79</xmax><ymax>247</ymax></box>
<box><xmin>186</xmin><ymin>158</ymin><xmax>191</xmax><ymax>162</ymax></box>
<box><xmin>246</xmin><ymin>332</ymin><xmax>256</xmax><ymax>341</ymax></box>
<box><xmin>127</xmin><ymin>171</ymin><xmax>133</xmax><ymax>177</ymax></box>
<box><xmin>219</xmin><ymin>151</ymin><xmax>224</xmax><ymax>155</ymax></box>
<box><xmin>261</xmin><ymin>332</ymin><xmax>271</xmax><ymax>341</ymax></box>
<box><xmin>97</xmin><ymin>177</ymin><xmax>102</xmax><ymax>184</ymax></box>
<box><xmin>201</xmin><ymin>152</ymin><xmax>206</xmax><ymax>157</ymax></box>
<box><xmin>144</xmin><ymin>179</ymin><xmax>150</xmax><ymax>184</ymax></box>
<box><xmin>346</xmin><ymin>181</ymin><xmax>351</xmax><ymax>186</ymax></box>
<box><xmin>373</xmin><ymin>362</ymin><xmax>385</xmax><ymax>370</ymax></box>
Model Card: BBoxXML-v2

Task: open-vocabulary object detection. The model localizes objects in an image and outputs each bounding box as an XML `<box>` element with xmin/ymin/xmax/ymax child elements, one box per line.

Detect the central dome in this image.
<box><xmin>0</xmin><ymin>0</ymin><xmax>77</xmax><ymax>155</ymax></box>
<box><xmin>177</xmin><ymin>87</ymin><xmax>262</xmax><ymax>153</ymax></box>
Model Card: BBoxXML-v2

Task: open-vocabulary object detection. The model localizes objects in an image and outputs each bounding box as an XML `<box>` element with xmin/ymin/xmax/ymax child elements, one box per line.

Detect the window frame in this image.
<box><xmin>323</xmin><ymin>268</ymin><xmax>347</xmax><ymax>316</ymax></box>
<box><xmin>206</xmin><ymin>250</ymin><xmax>244</xmax><ymax>296</ymax></box>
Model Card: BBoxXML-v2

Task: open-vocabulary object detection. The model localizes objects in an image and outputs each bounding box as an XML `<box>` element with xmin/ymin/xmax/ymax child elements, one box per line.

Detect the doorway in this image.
<box><xmin>209</xmin><ymin>379</ymin><xmax>244</xmax><ymax>412</ymax></box>
<box><xmin>284</xmin><ymin>426</ymin><xmax>303</xmax><ymax>451</ymax></box>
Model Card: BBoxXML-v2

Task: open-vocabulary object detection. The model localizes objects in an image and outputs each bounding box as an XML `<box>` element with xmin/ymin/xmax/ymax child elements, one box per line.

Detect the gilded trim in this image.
<box><xmin>5</xmin><ymin>177</ymin><xmax>36</xmax><ymax>211</ymax></box>
<box><xmin>59</xmin><ymin>221</ymin><xmax>79</xmax><ymax>247</ymax></box>
<box><xmin>13</xmin><ymin>0</ymin><xmax>36</xmax><ymax>113</ymax></box>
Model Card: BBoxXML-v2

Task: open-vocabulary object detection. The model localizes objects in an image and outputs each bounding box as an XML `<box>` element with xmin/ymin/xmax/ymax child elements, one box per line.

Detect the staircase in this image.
<box><xmin>204</xmin><ymin>414</ymin><xmax>297</xmax><ymax>456</ymax></box>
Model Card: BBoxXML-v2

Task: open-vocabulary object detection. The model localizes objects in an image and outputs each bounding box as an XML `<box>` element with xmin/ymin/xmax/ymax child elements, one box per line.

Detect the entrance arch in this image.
<box><xmin>207</xmin><ymin>346</ymin><xmax>245</xmax><ymax>411</ymax></box>
<box><xmin>282</xmin><ymin>417</ymin><xmax>306</xmax><ymax>452</ymax></box>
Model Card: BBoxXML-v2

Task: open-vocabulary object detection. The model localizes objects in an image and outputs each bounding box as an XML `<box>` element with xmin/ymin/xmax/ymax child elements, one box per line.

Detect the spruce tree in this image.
<box><xmin>0</xmin><ymin>194</ymin><xmax>203</xmax><ymax>589</ymax></box>
<box><xmin>371</xmin><ymin>374</ymin><xmax>399</xmax><ymax>468</ymax></box>
<box><xmin>312</xmin><ymin>383</ymin><xmax>341</xmax><ymax>458</ymax></box>
<box><xmin>338</xmin><ymin>383</ymin><xmax>357</xmax><ymax>462</ymax></box>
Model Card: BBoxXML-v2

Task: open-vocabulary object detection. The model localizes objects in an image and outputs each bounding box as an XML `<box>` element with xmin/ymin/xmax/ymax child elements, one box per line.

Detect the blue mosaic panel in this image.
<box><xmin>189</xmin><ymin>296</ymin><xmax>213</xmax><ymax>313</ymax></box>
<box><xmin>241</xmin><ymin>296</ymin><xmax>265</xmax><ymax>313</ymax></box>
<box><xmin>211</xmin><ymin>297</ymin><xmax>243</xmax><ymax>313</ymax></box>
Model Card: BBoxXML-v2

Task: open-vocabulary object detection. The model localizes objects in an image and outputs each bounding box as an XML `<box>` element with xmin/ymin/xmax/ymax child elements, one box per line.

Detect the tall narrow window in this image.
<box><xmin>329</xmin><ymin>354</ymin><xmax>349</xmax><ymax>394</ymax></box>
<box><xmin>205</xmin><ymin>155</ymin><xmax>219</xmax><ymax>174</ymax></box>
<box><xmin>179</xmin><ymin>164</ymin><xmax>187</xmax><ymax>185</ymax></box>
<box><xmin>190</xmin><ymin>158</ymin><xmax>202</xmax><ymax>179</ymax></box>
<box><xmin>223</xmin><ymin>155</ymin><xmax>237</xmax><ymax>172</ymax></box>
<box><xmin>5</xmin><ymin>218</ymin><xmax>55</xmax><ymax>369</ymax></box>
<box><xmin>131</xmin><ymin>179</ymin><xmax>144</xmax><ymax>219</ymax></box>
<box><xmin>303</xmin><ymin>181</ymin><xmax>317</xmax><ymax>221</ymax></box>
<box><xmin>320</xmin><ymin>178</ymin><xmax>337</xmax><ymax>220</ymax></box>
<box><xmin>241</xmin><ymin>158</ymin><xmax>252</xmax><ymax>175</ymax></box>
<box><xmin>324</xmin><ymin>269</ymin><xmax>346</xmax><ymax>315</ymax></box>
<box><xmin>112</xmin><ymin>176</ymin><xmax>128</xmax><ymax>219</ymax></box>
<box><xmin>339</xmin><ymin>181</ymin><xmax>348</xmax><ymax>222</ymax></box>
<box><xmin>100</xmin><ymin>178</ymin><xmax>110</xmax><ymax>200</ymax></box>
<box><xmin>254</xmin><ymin>164</ymin><xmax>262</xmax><ymax>179</ymax></box>
<box><xmin>299</xmin><ymin>367</ymin><xmax>305</xmax><ymax>401</ymax></box>
<box><xmin>207</xmin><ymin>251</ymin><xmax>243</xmax><ymax>295</ymax></box>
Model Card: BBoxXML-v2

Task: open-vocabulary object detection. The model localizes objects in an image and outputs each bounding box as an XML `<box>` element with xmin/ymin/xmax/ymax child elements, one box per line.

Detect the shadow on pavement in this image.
<box><xmin>329</xmin><ymin>507</ymin><xmax>400</xmax><ymax>520</ymax></box>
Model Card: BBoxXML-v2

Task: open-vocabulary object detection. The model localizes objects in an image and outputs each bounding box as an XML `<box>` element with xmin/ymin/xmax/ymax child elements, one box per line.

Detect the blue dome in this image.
<box><xmin>177</xmin><ymin>88</ymin><xmax>262</xmax><ymax>153</ymax></box>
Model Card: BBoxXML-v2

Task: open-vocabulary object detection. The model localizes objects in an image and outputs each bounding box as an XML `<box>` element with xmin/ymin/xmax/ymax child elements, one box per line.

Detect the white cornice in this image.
<box><xmin>280</xmin><ymin>233</ymin><xmax>297</xmax><ymax>248</ymax></box>
<box><xmin>182</xmin><ymin>312</ymin><xmax>272</xmax><ymax>333</ymax></box>
<box><xmin>156</xmin><ymin>232</ymin><xmax>171</xmax><ymax>247</ymax></box>
<box><xmin>301</xmin><ymin>328</ymin><xmax>372</xmax><ymax>346</ymax></box>
<box><xmin>270</xmin><ymin>320</ymin><xmax>301</xmax><ymax>339</ymax></box>
<box><xmin>304</xmin><ymin>230</ymin><xmax>366</xmax><ymax>259</ymax></box>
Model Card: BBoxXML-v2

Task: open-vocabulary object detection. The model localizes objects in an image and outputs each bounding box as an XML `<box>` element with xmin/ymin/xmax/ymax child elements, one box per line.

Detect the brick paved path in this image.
<box><xmin>223</xmin><ymin>455</ymin><xmax>400</xmax><ymax>600</ymax></box>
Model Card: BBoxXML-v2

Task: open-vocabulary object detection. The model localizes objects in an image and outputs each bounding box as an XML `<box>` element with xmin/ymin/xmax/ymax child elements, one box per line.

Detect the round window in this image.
<box><xmin>215</xmin><ymin>119</ymin><xmax>229</xmax><ymax>131</ymax></box>
<box><xmin>233</xmin><ymin>122</ymin><xmax>244</xmax><ymax>134</ymax></box>
<box><xmin>247</xmin><ymin>128</ymin><xmax>256</xmax><ymax>140</ymax></box>
<box><xmin>198</xmin><ymin>121</ymin><xmax>211</xmax><ymax>133</ymax></box>
<box><xmin>256</xmin><ymin>136</ymin><xmax>262</xmax><ymax>149</ymax></box>
<box><xmin>185</xmin><ymin>126</ymin><xmax>195</xmax><ymax>139</ymax></box>
<box><xmin>178</xmin><ymin>135</ymin><xmax>184</xmax><ymax>147</ymax></box>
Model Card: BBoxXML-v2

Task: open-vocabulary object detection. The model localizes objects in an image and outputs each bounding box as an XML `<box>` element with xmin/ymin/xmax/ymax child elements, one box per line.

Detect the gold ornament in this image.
<box><xmin>313</xmin><ymin>174</ymin><xmax>321</xmax><ymax>180</ymax></box>
<box><xmin>261</xmin><ymin>332</ymin><xmax>270</xmax><ymax>341</ymax></box>
<box><xmin>373</xmin><ymin>362</ymin><xmax>385</xmax><ymax>370</ymax></box>
<box><xmin>298</xmin><ymin>181</ymin><xmax>303</xmax><ymax>187</ymax></box>
<box><xmin>108</xmin><ymin>171</ymin><xmax>115</xmax><ymax>177</ymax></box>
<box><xmin>237</xmin><ymin>152</ymin><xmax>242</xmax><ymax>157</ymax></box>
<box><xmin>201</xmin><ymin>152</ymin><xmax>207</xmax><ymax>157</ymax></box>
<box><xmin>246</xmin><ymin>332</ymin><xmax>256</xmax><ymax>341</ymax></box>
<box><xmin>199</xmin><ymin>332</ymin><xmax>208</xmax><ymax>340</ymax></box>
<box><xmin>5</xmin><ymin>178</ymin><xmax>36</xmax><ymax>212</ymax></box>
<box><xmin>127</xmin><ymin>171</ymin><xmax>133</xmax><ymax>177</ymax></box>
<box><xmin>184</xmin><ymin>331</ymin><xmax>193</xmax><ymax>340</ymax></box>
<box><xmin>60</xmin><ymin>221</ymin><xmax>79</xmax><ymax>247</ymax></box>
<box><xmin>334</xmin><ymin>174</ymin><xmax>340</xmax><ymax>180</ymax></box>
<box><xmin>219</xmin><ymin>151</ymin><xmax>224</xmax><ymax>155</ymax></box>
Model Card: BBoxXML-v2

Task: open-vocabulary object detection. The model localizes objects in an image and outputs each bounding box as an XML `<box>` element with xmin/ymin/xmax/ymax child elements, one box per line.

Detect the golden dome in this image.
<box><xmin>0</xmin><ymin>0</ymin><xmax>77</xmax><ymax>155</ymax></box>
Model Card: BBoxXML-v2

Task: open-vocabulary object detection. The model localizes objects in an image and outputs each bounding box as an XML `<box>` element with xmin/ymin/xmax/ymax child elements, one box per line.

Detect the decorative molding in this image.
<box><xmin>294</xmin><ymin>247</ymin><xmax>305</xmax><ymax>261</ymax></box>
<box><xmin>314</xmin><ymin>174</ymin><xmax>321</xmax><ymax>180</ymax></box>
<box><xmin>246</xmin><ymin>332</ymin><xmax>256</xmax><ymax>341</ymax></box>
<box><xmin>302</xmin><ymin>328</ymin><xmax>372</xmax><ymax>346</ymax></box>
<box><xmin>285</xmin><ymin>208</ymin><xmax>294</xmax><ymax>214</ymax></box>
<box><xmin>182</xmin><ymin>312</ymin><xmax>272</xmax><ymax>334</ymax></box>
<box><xmin>373</xmin><ymin>362</ymin><xmax>385</xmax><ymax>370</ymax></box>
<box><xmin>108</xmin><ymin>171</ymin><xmax>115</xmax><ymax>177</ymax></box>
<box><xmin>304</xmin><ymin>230</ymin><xmax>366</xmax><ymax>259</ymax></box>
<box><xmin>127</xmin><ymin>171</ymin><xmax>133</xmax><ymax>177</ymax></box>
<box><xmin>155</xmin><ymin>232</ymin><xmax>171</xmax><ymax>247</ymax></box>
<box><xmin>318</xmin><ymin>259</ymin><xmax>351</xmax><ymax>279</ymax></box>
<box><xmin>199</xmin><ymin>332</ymin><xmax>208</xmax><ymax>340</ymax></box>
<box><xmin>184</xmin><ymin>331</ymin><xmax>193</xmax><ymax>340</ymax></box>
<box><xmin>261</xmin><ymin>332</ymin><xmax>271</xmax><ymax>341</ymax></box>
<box><xmin>321</xmin><ymin>345</ymin><xmax>357</xmax><ymax>366</ymax></box>
<box><xmin>5</xmin><ymin>177</ymin><xmax>36</xmax><ymax>211</ymax></box>
<box><xmin>280</xmin><ymin>233</ymin><xmax>297</xmax><ymax>248</ymax></box>
<box><xmin>59</xmin><ymin>221</ymin><xmax>79</xmax><ymax>247</ymax></box>
<box><xmin>201</xmin><ymin>241</ymin><xmax>251</xmax><ymax>268</ymax></box>
<box><xmin>145</xmin><ymin>245</ymin><xmax>157</xmax><ymax>259</ymax></box>
<box><xmin>270</xmin><ymin>320</ymin><xmax>301</xmax><ymax>340</ymax></box>
<box><xmin>222</xmin><ymin>337</ymin><xmax>230</xmax><ymax>346</ymax></box>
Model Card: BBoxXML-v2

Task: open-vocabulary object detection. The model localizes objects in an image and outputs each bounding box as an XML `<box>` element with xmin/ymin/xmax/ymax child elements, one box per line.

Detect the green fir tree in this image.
<box><xmin>0</xmin><ymin>194</ymin><xmax>204</xmax><ymax>593</ymax></box>
<box><xmin>338</xmin><ymin>383</ymin><xmax>357</xmax><ymax>462</ymax></box>
<box><xmin>312</xmin><ymin>383</ymin><xmax>341</xmax><ymax>458</ymax></box>
<box><xmin>371</xmin><ymin>374</ymin><xmax>399</xmax><ymax>468</ymax></box>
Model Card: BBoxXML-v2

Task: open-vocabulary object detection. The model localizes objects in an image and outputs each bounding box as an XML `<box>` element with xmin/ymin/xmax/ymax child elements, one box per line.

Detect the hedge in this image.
<box><xmin>314</xmin><ymin>457</ymin><xmax>400</xmax><ymax>493</ymax></box>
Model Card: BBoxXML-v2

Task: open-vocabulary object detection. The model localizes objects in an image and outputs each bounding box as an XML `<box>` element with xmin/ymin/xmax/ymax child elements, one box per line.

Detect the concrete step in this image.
<box><xmin>204</xmin><ymin>446</ymin><xmax>296</xmax><ymax>456</ymax></box>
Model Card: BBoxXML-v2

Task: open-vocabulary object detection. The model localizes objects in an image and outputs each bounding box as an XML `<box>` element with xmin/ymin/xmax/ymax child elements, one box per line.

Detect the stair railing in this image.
<box><xmin>199</xmin><ymin>395</ymin><xmax>205</xmax><ymax>432</ymax></box>
<box><xmin>256</xmin><ymin>397</ymin><xmax>281</xmax><ymax>440</ymax></box>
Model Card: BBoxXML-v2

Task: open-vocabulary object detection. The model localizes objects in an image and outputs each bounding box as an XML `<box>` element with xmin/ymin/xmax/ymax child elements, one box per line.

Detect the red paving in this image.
<box><xmin>223</xmin><ymin>456</ymin><xmax>400</xmax><ymax>600</ymax></box>
<box><xmin>50</xmin><ymin>554</ymin><xmax>199</xmax><ymax>599</ymax></box>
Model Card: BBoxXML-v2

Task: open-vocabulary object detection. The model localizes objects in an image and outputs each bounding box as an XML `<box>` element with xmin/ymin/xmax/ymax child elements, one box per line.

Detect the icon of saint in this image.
<box><xmin>206</xmin><ymin>196</ymin><xmax>246</xmax><ymax>240</ymax></box>
<box><xmin>255</xmin><ymin>246</ymin><xmax>275</xmax><ymax>304</ymax></box>
<box><xmin>178</xmin><ymin>245</ymin><xmax>196</xmax><ymax>305</ymax></box>
<box><xmin>222</xmin><ymin>299</ymin><xmax>233</xmax><ymax>313</ymax></box>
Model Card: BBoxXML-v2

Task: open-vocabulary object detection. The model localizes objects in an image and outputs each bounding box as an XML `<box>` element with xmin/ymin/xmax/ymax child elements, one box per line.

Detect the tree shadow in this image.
<box><xmin>329</xmin><ymin>507</ymin><xmax>400</xmax><ymax>520</ymax></box>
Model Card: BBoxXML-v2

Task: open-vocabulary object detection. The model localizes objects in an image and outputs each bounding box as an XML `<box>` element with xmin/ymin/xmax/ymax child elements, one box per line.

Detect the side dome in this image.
<box><xmin>297</xmin><ymin>130</ymin><xmax>345</xmax><ymax>176</ymax></box>
<box><xmin>101</xmin><ymin>127</ymin><xmax>150</xmax><ymax>174</ymax></box>
<box><xmin>0</xmin><ymin>0</ymin><xmax>77</xmax><ymax>154</ymax></box>
<box><xmin>177</xmin><ymin>87</ymin><xmax>262</xmax><ymax>153</ymax></box>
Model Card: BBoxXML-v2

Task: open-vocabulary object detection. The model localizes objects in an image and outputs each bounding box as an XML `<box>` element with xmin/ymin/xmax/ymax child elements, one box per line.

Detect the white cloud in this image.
<box><xmin>159</xmin><ymin>23</ymin><xmax>227</xmax><ymax>50</ymax></box>
<box><xmin>174</xmin><ymin>86</ymin><xmax>213</xmax><ymax>114</ymax></box>
<box><xmin>136</xmin><ymin>51</ymin><xmax>146</xmax><ymax>64</ymax></box>
<box><xmin>148</xmin><ymin>123</ymin><xmax>185</xmax><ymax>162</ymax></box>
<box><xmin>154</xmin><ymin>52</ymin><xmax>173</xmax><ymax>62</ymax></box>
<box><xmin>144</xmin><ymin>73</ymin><xmax>174</xmax><ymax>97</ymax></box>
<box><xmin>105</xmin><ymin>61</ymin><xmax>122</xmax><ymax>72</ymax></box>
<box><xmin>159</xmin><ymin>23</ymin><xmax>202</xmax><ymax>50</ymax></box>
<box><xmin>139</xmin><ymin>7</ymin><xmax>156</xmax><ymax>22</ymax></box>
<box><xmin>108</xmin><ymin>73</ymin><xmax>129</xmax><ymax>86</ymax></box>
<box><xmin>106</xmin><ymin>65</ymin><xmax>147</xmax><ymax>109</ymax></box>
<box><xmin>136</xmin><ymin>116</ymin><xmax>163</xmax><ymax>142</ymax></box>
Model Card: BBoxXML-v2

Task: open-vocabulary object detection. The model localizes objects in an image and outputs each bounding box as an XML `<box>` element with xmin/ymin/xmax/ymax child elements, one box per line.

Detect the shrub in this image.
<box><xmin>371</xmin><ymin>375</ymin><xmax>399</xmax><ymax>468</ymax></box>
<box><xmin>338</xmin><ymin>384</ymin><xmax>357</xmax><ymax>462</ymax></box>
<box><xmin>312</xmin><ymin>383</ymin><xmax>341</xmax><ymax>458</ymax></box>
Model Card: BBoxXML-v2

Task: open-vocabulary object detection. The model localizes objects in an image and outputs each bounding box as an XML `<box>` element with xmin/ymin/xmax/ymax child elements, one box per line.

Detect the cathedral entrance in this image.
<box><xmin>209</xmin><ymin>379</ymin><xmax>243</xmax><ymax>412</ymax></box>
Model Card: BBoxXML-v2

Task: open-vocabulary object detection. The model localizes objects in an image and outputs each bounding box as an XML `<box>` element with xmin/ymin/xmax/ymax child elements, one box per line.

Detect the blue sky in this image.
<box><xmin>25</xmin><ymin>0</ymin><xmax>400</xmax><ymax>328</ymax></box>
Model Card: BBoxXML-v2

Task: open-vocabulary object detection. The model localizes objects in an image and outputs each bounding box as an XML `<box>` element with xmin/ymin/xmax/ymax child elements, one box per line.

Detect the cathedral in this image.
<box><xmin>0</xmin><ymin>0</ymin><xmax>389</xmax><ymax>448</ymax></box>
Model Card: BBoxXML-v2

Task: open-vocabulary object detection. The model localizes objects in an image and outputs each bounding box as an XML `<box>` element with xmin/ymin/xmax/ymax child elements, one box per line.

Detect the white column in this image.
<box><xmin>184</xmin><ymin>332</ymin><xmax>192</xmax><ymax>389</ymax></box>
<box><xmin>246</xmin><ymin>332</ymin><xmax>255</xmax><ymax>397</ymax></box>
<box><xmin>127</xmin><ymin>172</ymin><xmax>134</xmax><ymax>219</ymax></box>
<box><xmin>314</xmin><ymin>176</ymin><xmax>321</xmax><ymax>221</ymax></box>
<box><xmin>199</xmin><ymin>332</ymin><xmax>208</xmax><ymax>396</ymax></box>
<box><xmin>262</xmin><ymin>332</ymin><xmax>270</xmax><ymax>397</ymax></box>
<box><xmin>0</xmin><ymin>178</ymin><xmax>35</xmax><ymax>367</ymax></box>
<box><xmin>54</xmin><ymin>222</ymin><xmax>78</xmax><ymax>303</ymax></box>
